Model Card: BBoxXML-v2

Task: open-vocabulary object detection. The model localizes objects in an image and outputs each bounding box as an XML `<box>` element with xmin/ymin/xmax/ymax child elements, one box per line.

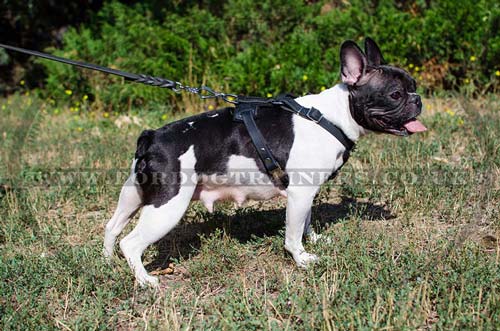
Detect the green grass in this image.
<box><xmin>0</xmin><ymin>93</ymin><xmax>499</xmax><ymax>330</ymax></box>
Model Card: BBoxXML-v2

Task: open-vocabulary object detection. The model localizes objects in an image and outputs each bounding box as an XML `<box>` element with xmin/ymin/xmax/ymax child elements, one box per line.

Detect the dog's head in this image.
<box><xmin>341</xmin><ymin>38</ymin><xmax>426</xmax><ymax>136</ymax></box>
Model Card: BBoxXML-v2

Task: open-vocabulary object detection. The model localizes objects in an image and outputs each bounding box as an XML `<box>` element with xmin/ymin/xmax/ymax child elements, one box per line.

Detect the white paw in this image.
<box><xmin>137</xmin><ymin>274</ymin><xmax>160</xmax><ymax>288</ymax></box>
<box><xmin>295</xmin><ymin>252</ymin><xmax>319</xmax><ymax>269</ymax></box>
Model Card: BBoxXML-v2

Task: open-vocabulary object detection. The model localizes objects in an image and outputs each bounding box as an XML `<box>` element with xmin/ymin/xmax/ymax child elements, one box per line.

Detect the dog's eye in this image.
<box><xmin>390</xmin><ymin>91</ymin><xmax>402</xmax><ymax>100</ymax></box>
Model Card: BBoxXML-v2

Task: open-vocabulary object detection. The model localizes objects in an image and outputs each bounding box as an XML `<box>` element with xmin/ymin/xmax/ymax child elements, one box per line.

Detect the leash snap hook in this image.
<box><xmin>200</xmin><ymin>86</ymin><xmax>238</xmax><ymax>104</ymax></box>
<box><xmin>222</xmin><ymin>93</ymin><xmax>239</xmax><ymax>104</ymax></box>
<box><xmin>199</xmin><ymin>86</ymin><xmax>219</xmax><ymax>99</ymax></box>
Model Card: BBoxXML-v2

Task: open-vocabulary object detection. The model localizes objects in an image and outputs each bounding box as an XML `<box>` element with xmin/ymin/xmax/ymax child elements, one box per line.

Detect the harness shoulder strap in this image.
<box><xmin>274</xmin><ymin>94</ymin><xmax>355</xmax><ymax>151</ymax></box>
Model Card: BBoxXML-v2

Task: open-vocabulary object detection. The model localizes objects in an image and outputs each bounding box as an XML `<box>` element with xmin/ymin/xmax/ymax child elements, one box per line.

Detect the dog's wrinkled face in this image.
<box><xmin>341</xmin><ymin>38</ymin><xmax>426</xmax><ymax>136</ymax></box>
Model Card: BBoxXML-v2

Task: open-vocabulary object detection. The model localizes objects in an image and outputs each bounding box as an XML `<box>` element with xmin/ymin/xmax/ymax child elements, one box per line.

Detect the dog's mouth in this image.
<box><xmin>387</xmin><ymin>118</ymin><xmax>427</xmax><ymax>136</ymax></box>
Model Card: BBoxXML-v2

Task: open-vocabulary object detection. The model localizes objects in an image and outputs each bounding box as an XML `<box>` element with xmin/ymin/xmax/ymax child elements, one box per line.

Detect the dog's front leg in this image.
<box><xmin>285</xmin><ymin>188</ymin><xmax>319</xmax><ymax>268</ymax></box>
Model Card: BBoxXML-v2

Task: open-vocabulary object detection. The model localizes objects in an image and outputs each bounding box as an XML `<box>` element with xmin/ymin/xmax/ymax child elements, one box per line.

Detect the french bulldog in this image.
<box><xmin>104</xmin><ymin>38</ymin><xmax>426</xmax><ymax>286</ymax></box>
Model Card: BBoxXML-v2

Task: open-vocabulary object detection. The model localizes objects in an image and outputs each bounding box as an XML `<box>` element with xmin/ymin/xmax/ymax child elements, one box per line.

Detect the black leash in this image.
<box><xmin>1</xmin><ymin>43</ymin><xmax>355</xmax><ymax>187</ymax></box>
<box><xmin>0</xmin><ymin>43</ymin><xmax>238</xmax><ymax>103</ymax></box>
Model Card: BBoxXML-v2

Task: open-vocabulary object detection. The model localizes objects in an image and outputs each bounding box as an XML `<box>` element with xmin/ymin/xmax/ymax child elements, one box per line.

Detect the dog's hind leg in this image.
<box><xmin>104</xmin><ymin>161</ymin><xmax>143</xmax><ymax>258</ymax></box>
<box><xmin>119</xmin><ymin>146</ymin><xmax>197</xmax><ymax>286</ymax></box>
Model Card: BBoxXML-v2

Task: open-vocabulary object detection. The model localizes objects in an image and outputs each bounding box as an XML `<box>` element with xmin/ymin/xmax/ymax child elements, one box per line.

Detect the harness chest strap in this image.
<box><xmin>233</xmin><ymin>95</ymin><xmax>355</xmax><ymax>187</ymax></box>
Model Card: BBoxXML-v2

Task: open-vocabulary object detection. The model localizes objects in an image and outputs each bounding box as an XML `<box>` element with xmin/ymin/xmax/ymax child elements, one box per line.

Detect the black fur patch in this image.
<box><xmin>134</xmin><ymin>107</ymin><xmax>295</xmax><ymax>207</ymax></box>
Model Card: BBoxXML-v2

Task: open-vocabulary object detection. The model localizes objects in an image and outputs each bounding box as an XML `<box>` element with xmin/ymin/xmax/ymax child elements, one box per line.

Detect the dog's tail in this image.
<box><xmin>134</xmin><ymin>129</ymin><xmax>155</xmax><ymax>174</ymax></box>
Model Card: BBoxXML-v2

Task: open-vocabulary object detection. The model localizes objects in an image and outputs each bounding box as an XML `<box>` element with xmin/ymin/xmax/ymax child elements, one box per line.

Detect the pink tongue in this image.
<box><xmin>403</xmin><ymin>119</ymin><xmax>427</xmax><ymax>133</ymax></box>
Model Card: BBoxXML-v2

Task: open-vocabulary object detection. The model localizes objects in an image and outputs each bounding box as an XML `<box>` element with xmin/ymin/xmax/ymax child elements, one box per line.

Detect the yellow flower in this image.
<box><xmin>103</xmin><ymin>112</ymin><xmax>109</xmax><ymax>118</ymax></box>
<box><xmin>414</xmin><ymin>66</ymin><xmax>420</xmax><ymax>72</ymax></box>
<box><xmin>208</xmin><ymin>105</ymin><xmax>215</xmax><ymax>111</ymax></box>
<box><xmin>226</xmin><ymin>96</ymin><xmax>235</xmax><ymax>102</ymax></box>
<box><xmin>464</xmin><ymin>78</ymin><xmax>470</xmax><ymax>84</ymax></box>
<box><xmin>495</xmin><ymin>70</ymin><xmax>500</xmax><ymax>77</ymax></box>
<box><xmin>20</xmin><ymin>80</ymin><xmax>25</xmax><ymax>86</ymax></box>
<box><xmin>445</xmin><ymin>108</ymin><xmax>456</xmax><ymax>116</ymax></box>
<box><xmin>83</xmin><ymin>94</ymin><xmax>89</xmax><ymax>101</ymax></box>
<box><xmin>266</xmin><ymin>93</ymin><xmax>272</xmax><ymax>98</ymax></box>
<box><xmin>65</xmin><ymin>89</ymin><xmax>73</xmax><ymax>96</ymax></box>
<box><xmin>77</xmin><ymin>127</ymin><xmax>83</xmax><ymax>132</ymax></box>
<box><xmin>408</xmin><ymin>63</ymin><xmax>414</xmax><ymax>69</ymax></box>
<box><xmin>457</xmin><ymin>118</ymin><xmax>464</xmax><ymax>126</ymax></box>
<box><xmin>320</xmin><ymin>86</ymin><xmax>326</xmax><ymax>91</ymax></box>
<box><xmin>470</xmin><ymin>55</ymin><xmax>477</xmax><ymax>62</ymax></box>
<box><xmin>161</xmin><ymin>114</ymin><xmax>168</xmax><ymax>120</ymax></box>
<box><xmin>302</xmin><ymin>74</ymin><xmax>308</xmax><ymax>81</ymax></box>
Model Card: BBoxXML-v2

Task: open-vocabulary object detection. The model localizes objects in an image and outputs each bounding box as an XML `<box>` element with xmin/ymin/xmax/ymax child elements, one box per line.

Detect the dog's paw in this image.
<box><xmin>137</xmin><ymin>274</ymin><xmax>160</xmax><ymax>288</ymax></box>
<box><xmin>295</xmin><ymin>252</ymin><xmax>319</xmax><ymax>269</ymax></box>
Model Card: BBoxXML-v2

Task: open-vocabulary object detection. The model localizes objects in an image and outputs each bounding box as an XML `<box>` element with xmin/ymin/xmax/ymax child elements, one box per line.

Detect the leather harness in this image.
<box><xmin>233</xmin><ymin>94</ymin><xmax>355</xmax><ymax>187</ymax></box>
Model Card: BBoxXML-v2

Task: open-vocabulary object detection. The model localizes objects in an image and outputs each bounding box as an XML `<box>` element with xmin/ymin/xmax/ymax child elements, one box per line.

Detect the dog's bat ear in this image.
<box><xmin>364</xmin><ymin>37</ymin><xmax>385</xmax><ymax>66</ymax></box>
<box><xmin>340</xmin><ymin>40</ymin><xmax>367</xmax><ymax>86</ymax></box>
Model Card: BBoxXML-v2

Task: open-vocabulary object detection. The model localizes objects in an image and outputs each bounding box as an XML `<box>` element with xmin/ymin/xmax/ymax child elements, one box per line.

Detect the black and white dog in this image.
<box><xmin>104</xmin><ymin>38</ymin><xmax>426</xmax><ymax>286</ymax></box>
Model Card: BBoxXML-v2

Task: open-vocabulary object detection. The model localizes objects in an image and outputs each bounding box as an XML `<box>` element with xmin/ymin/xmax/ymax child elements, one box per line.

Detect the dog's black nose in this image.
<box><xmin>416</xmin><ymin>95</ymin><xmax>422</xmax><ymax>108</ymax></box>
<box><xmin>411</xmin><ymin>94</ymin><xmax>421</xmax><ymax>105</ymax></box>
<box><xmin>410</xmin><ymin>94</ymin><xmax>422</xmax><ymax>110</ymax></box>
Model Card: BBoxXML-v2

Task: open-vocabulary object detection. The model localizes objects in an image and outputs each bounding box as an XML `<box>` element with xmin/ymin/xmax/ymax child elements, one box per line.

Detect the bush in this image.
<box><xmin>40</xmin><ymin>0</ymin><xmax>500</xmax><ymax>112</ymax></box>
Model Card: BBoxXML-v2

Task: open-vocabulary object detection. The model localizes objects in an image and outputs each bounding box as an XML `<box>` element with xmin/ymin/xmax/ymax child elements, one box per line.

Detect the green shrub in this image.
<box><xmin>40</xmin><ymin>0</ymin><xmax>500</xmax><ymax>112</ymax></box>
